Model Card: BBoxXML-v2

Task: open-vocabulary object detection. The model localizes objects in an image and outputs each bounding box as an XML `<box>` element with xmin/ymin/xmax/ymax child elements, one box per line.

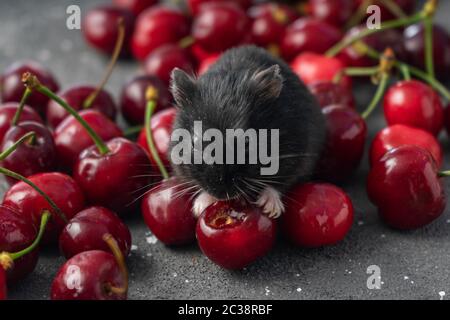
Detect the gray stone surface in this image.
<box><xmin>1</xmin><ymin>0</ymin><xmax>450</xmax><ymax>300</ymax></box>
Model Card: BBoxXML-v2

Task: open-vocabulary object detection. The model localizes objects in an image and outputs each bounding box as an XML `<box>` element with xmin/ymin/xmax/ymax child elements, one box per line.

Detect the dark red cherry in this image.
<box><xmin>82</xmin><ymin>5</ymin><xmax>135</xmax><ymax>56</ymax></box>
<box><xmin>192</xmin><ymin>2</ymin><xmax>249</xmax><ymax>53</ymax></box>
<box><xmin>46</xmin><ymin>85</ymin><xmax>117</xmax><ymax>129</ymax></box>
<box><xmin>131</xmin><ymin>5</ymin><xmax>191</xmax><ymax>60</ymax></box>
<box><xmin>59</xmin><ymin>206</ymin><xmax>131</xmax><ymax>259</ymax></box>
<box><xmin>0</xmin><ymin>267</ymin><xmax>5</xmax><ymax>300</ymax></box>
<box><xmin>0</xmin><ymin>206</ymin><xmax>38</xmax><ymax>283</ymax></box>
<box><xmin>316</xmin><ymin>104</ymin><xmax>367</xmax><ymax>181</ymax></box>
<box><xmin>370</xmin><ymin>124</ymin><xmax>442</xmax><ymax>168</ymax></box>
<box><xmin>120</xmin><ymin>75</ymin><xmax>171</xmax><ymax>125</ymax></box>
<box><xmin>3</xmin><ymin>172</ymin><xmax>86</xmax><ymax>243</ymax></box>
<box><xmin>113</xmin><ymin>0</ymin><xmax>158</xmax><ymax>16</ymax></box>
<box><xmin>196</xmin><ymin>200</ymin><xmax>277</xmax><ymax>269</ymax></box>
<box><xmin>308</xmin><ymin>0</ymin><xmax>356</xmax><ymax>27</ymax></box>
<box><xmin>0</xmin><ymin>61</ymin><xmax>59</xmax><ymax>115</ymax></box>
<box><xmin>1</xmin><ymin>121</ymin><xmax>57</xmax><ymax>184</ymax></box>
<box><xmin>282</xmin><ymin>183</ymin><xmax>353</xmax><ymax>247</ymax></box>
<box><xmin>197</xmin><ymin>53</ymin><xmax>220</xmax><ymax>76</ymax></box>
<box><xmin>141</xmin><ymin>177</ymin><xmax>196</xmax><ymax>245</ymax></box>
<box><xmin>0</xmin><ymin>102</ymin><xmax>43</xmax><ymax>143</ymax></box>
<box><xmin>280</xmin><ymin>18</ymin><xmax>342</xmax><ymax>62</ymax></box>
<box><xmin>383</xmin><ymin>80</ymin><xmax>444</xmax><ymax>136</ymax></box>
<box><xmin>54</xmin><ymin>110</ymin><xmax>123</xmax><ymax>170</ymax></box>
<box><xmin>188</xmin><ymin>0</ymin><xmax>252</xmax><ymax>15</ymax></box>
<box><xmin>367</xmin><ymin>145</ymin><xmax>446</xmax><ymax>230</ymax></box>
<box><xmin>308</xmin><ymin>81</ymin><xmax>355</xmax><ymax>109</ymax></box>
<box><xmin>73</xmin><ymin>137</ymin><xmax>151</xmax><ymax>214</ymax></box>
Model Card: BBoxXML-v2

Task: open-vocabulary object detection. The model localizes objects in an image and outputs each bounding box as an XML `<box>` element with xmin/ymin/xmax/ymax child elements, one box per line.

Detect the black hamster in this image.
<box><xmin>169</xmin><ymin>45</ymin><xmax>326</xmax><ymax>218</ymax></box>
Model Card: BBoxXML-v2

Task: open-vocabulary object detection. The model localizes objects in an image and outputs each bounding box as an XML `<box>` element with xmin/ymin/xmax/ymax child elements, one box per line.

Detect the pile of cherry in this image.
<box><xmin>1</xmin><ymin>0</ymin><xmax>450</xmax><ymax>300</ymax></box>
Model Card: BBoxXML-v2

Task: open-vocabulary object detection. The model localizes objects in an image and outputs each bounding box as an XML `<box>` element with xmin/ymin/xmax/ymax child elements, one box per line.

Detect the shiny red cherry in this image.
<box><xmin>1</xmin><ymin>121</ymin><xmax>57</xmax><ymax>184</ymax></box>
<box><xmin>120</xmin><ymin>75</ymin><xmax>171</xmax><ymax>125</ymax></box>
<box><xmin>192</xmin><ymin>2</ymin><xmax>249</xmax><ymax>53</ymax></box>
<box><xmin>197</xmin><ymin>53</ymin><xmax>220</xmax><ymax>76</ymax></box>
<box><xmin>383</xmin><ymin>80</ymin><xmax>444</xmax><ymax>136</ymax></box>
<box><xmin>3</xmin><ymin>172</ymin><xmax>86</xmax><ymax>243</ymax></box>
<box><xmin>54</xmin><ymin>110</ymin><xmax>123</xmax><ymax>170</ymax></box>
<box><xmin>59</xmin><ymin>206</ymin><xmax>131</xmax><ymax>259</ymax></box>
<box><xmin>46</xmin><ymin>85</ymin><xmax>117</xmax><ymax>129</ymax></box>
<box><xmin>367</xmin><ymin>145</ymin><xmax>446</xmax><ymax>230</ymax></box>
<box><xmin>141</xmin><ymin>177</ymin><xmax>196</xmax><ymax>245</ymax></box>
<box><xmin>144</xmin><ymin>43</ymin><xmax>195</xmax><ymax>86</ymax></box>
<box><xmin>0</xmin><ymin>267</ymin><xmax>5</xmax><ymax>300</ymax></box>
<box><xmin>280</xmin><ymin>18</ymin><xmax>342</xmax><ymax>62</ymax></box>
<box><xmin>370</xmin><ymin>124</ymin><xmax>442</xmax><ymax>168</ymax></box>
<box><xmin>82</xmin><ymin>5</ymin><xmax>135</xmax><ymax>56</ymax></box>
<box><xmin>282</xmin><ymin>183</ymin><xmax>353</xmax><ymax>247</ymax></box>
<box><xmin>0</xmin><ymin>61</ymin><xmax>59</xmax><ymax>115</ymax></box>
<box><xmin>73</xmin><ymin>137</ymin><xmax>151</xmax><ymax>214</ymax></box>
<box><xmin>0</xmin><ymin>102</ymin><xmax>43</xmax><ymax>143</ymax></box>
<box><xmin>188</xmin><ymin>0</ymin><xmax>252</xmax><ymax>15</ymax></box>
<box><xmin>196</xmin><ymin>200</ymin><xmax>277</xmax><ymax>269</ymax></box>
<box><xmin>113</xmin><ymin>0</ymin><xmax>158</xmax><ymax>16</ymax></box>
<box><xmin>131</xmin><ymin>5</ymin><xmax>191</xmax><ymax>60</ymax></box>
<box><xmin>308</xmin><ymin>0</ymin><xmax>356</xmax><ymax>27</ymax></box>
<box><xmin>316</xmin><ymin>104</ymin><xmax>367</xmax><ymax>181</ymax></box>
<box><xmin>307</xmin><ymin>81</ymin><xmax>355</xmax><ymax>109</ymax></box>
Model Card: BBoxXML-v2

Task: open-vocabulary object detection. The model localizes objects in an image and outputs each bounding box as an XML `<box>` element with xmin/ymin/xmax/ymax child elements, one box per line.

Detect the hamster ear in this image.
<box><xmin>170</xmin><ymin>68</ymin><xmax>197</xmax><ymax>107</ymax></box>
<box><xmin>250</xmin><ymin>64</ymin><xmax>284</xmax><ymax>100</ymax></box>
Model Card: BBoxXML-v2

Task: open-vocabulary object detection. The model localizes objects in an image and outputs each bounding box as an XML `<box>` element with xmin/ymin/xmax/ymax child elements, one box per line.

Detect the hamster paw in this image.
<box><xmin>255</xmin><ymin>187</ymin><xmax>285</xmax><ymax>219</ymax></box>
<box><xmin>192</xmin><ymin>191</ymin><xmax>218</xmax><ymax>218</ymax></box>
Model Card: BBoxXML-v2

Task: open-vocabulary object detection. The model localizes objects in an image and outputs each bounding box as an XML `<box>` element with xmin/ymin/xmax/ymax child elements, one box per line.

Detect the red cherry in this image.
<box><xmin>73</xmin><ymin>137</ymin><xmax>151</xmax><ymax>214</ymax></box>
<box><xmin>46</xmin><ymin>85</ymin><xmax>117</xmax><ymax>129</ymax></box>
<box><xmin>137</xmin><ymin>107</ymin><xmax>176</xmax><ymax>169</ymax></box>
<box><xmin>131</xmin><ymin>5</ymin><xmax>191</xmax><ymax>60</ymax></box>
<box><xmin>59</xmin><ymin>206</ymin><xmax>131</xmax><ymax>259</ymax></box>
<box><xmin>0</xmin><ymin>206</ymin><xmax>38</xmax><ymax>283</ymax></box>
<box><xmin>141</xmin><ymin>177</ymin><xmax>196</xmax><ymax>245</ymax></box>
<box><xmin>3</xmin><ymin>172</ymin><xmax>86</xmax><ymax>243</ymax></box>
<box><xmin>0</xmin><ymin>61</ymin><xmax>59</xmax><ymax>115</ymax></box>
<box><xmin>370</xmin><ymin>124</ymin><xmax>442</xmax><ymax>168</ymax></box>
<box><xmin>113</xmin><ymin>0</ymin><xmax>158</xmax><ymax>16</ymax></box>
<box><xmin>367</xmin><ymin>145</ymin><xmax>446</xmax><ymax>230</ymax></box>
<box><xmin>308</xmin><ymin>0</ymin><xmax>356</xmax><ymax>27</ymax></box>
<box><xmin>144</xmin><ymin>43</ymin><xmax>195</xmax><ymax>86</ymax></box>
<box><xmin>0</xmin><ymin>267</ymin><xmax>5</xmax><ymax>300</ymax></box>
<box><xmin>316</xmin><ymin>105</ymin><xmax>367</xmax><ymax>181</ymax></box>
<box><xmin>0</xmin><ymin>103</ymin><xmax>43</xmax><ymax>142</ymax></box>
<box><xmin>54</xmin><ymin>110</ymin><xmax>123</xmax><ymax>170</ymax></box>
<box><xmin>307</xmin><ymin>81</ymin><xmax>355</xmax><ymax>109</ymax></box>
<box><xmin>192</xmin><ymin>2</ymin><xmax>249</xmax><ymax>53</ymax></box>
<box><xmin>281</xmin><ymin>18</ymin><xmax>342</xmax><ymax>62</ymax></box>
<box><xmin>188</xmin><ymin>0</ymin><xmax>253</xmax><ymax>15</ymax></box>
<box><xmin>120</xmin><ymin>75</ymin><xmax>171</xmax><ymax>125</ymax></box>
<box><xmin>196</xmin><ymin>200</ymin><xmax>277</xmax><ymax>269</ymax></box>
<box><xmin>282</xmin><ymin>183</ymin><xmax>353</xmax><ymax>247</ymax></box>
<box><xmin>82</xmin><ymin>5</ymin><xmax>135</xmax><ymax>56</ymax></box>
<box><xmin>197</xmin><ymin>54</ymin><xmax>220</xmax><ymax>76</ymax></box>
<box><xmin>383</xmin><ymin>80</ymin><xmax>444</xmax><ymax>136</ymax></box>
<box><xmin>290</xmin><ymin>53</ymin><xmax>351</xmax><ymax>89</ymax></box>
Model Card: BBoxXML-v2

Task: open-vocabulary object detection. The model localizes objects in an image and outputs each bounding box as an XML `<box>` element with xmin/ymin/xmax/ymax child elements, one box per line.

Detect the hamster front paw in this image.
<box><xmin>192</xmin><ymin>191</ymin><xmax>218</xmax><ymax>218</ymax></box>
<box><xmin>255</xmin><ymin>187</ymin><xmax>285</xmax><ymax>219</ymax></box>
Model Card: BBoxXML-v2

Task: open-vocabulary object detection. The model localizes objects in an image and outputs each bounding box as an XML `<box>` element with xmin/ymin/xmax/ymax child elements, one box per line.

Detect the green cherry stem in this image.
<box><xmin>145</xmin><ymin>87</ymin><xmax>169</xmax><ymax>180</ymax></box>
<box><xmin>0</xmin><ymin>131</ymin><xmax>35</xmax><ymax>161</ymax></box>
<box><xmin>22</xmin><ymin>73</ymin><xmax>110</xmax><ymax>155</ymax></box>
<box><xmin>400</xmin><ymin>64</ymin><xmax>412</xmax><ymax>80</ymax></box>
<box><xmin>438</xmin><ymin>170</ymin><xmax>450</xmax><ymax>178</ymax></box>
<box><xmin>123</xmin><ymin>125</ymin><xmax>143</xmax><ymax>137</ymax></box>
<box><xmin>424</xmin><ymin>16</ymin><xmax>435</xmax><ymax>78</ymax></box>
<box><xmin>11</xmin><ymin>87</ymin><xmax>33</xmax><ymax>126</ymax></box>
<box><xmin>378</xmin><ymin>0</ymin><xmax>407</xmax><ymax>19</ymax></box>
<box><xmin>361</xmin><ymin>73</ymin><xmax>390</xmax><ymax>119</ymax></box>
<box><xmin>179</xmin><ymin>36</ymin><xmax>195</xmax><ymax>49</ymax></box>
<box><xmin>333</xmin><ymin>66</ymin><xmax>379</xmax><ymax>83</ymax></box>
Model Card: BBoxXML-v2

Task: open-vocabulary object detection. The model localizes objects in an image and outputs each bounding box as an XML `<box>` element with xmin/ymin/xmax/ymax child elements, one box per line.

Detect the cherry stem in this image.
<box><xmin>123</xmin><ymin>125</ymin><xmax>143</xmax><ymax>137</ymax></box>
<box><xmin>400</xmin><ymin>64</ymin><xmax>412</xmax><ymax>80</ymax></box>
<box><xmin>11</xmin><ymin>87</ymin><xmax>33</xmax><ymax>126</ymax></box>
<box><xmin>0</xmin><ymin>131</ymin><xmax>36</xmax><ymax>161</ymax></box>
<box><xmin>345</xmin><ymin>0</ymin><xmax>371</xmax><ymax>29</ymax></box>
<box><xmin>22</xmin><ymin>73</ymin><xmax>110</xmax><ymax>155</ymax></box>
<box><xmin>83</xmin><ymin>18</ymin><xmax>125</xmax><ymax>109</ymax></box>
<box><xmin>103</xmin><ymin>234</ymin><xmax>128</xmax><ymax>296</ymax></box>
<box><xmin>334</xmin><ymin>66</ymin><xmax>379</xmax><ymax>83</ymax></box>
<box><xmin>424</xmin><ymin>16</ymin><xmax>435</xmax><ymax>79</ymax></box>
<box><xmin>438</xmin><ymin>170</ymin><xmax>450</xmax><ymax>178</ymax></box>
<box><xmin>179</xmin><ymin>36</ymin><xmax>195</xmax><ymax>49</ymax></box>
<box><xmin>145</xmin><ymin>87</ymin><xmax>169</xmax><ymax>180</ymax></box>
<box><xmin>0</xmin><ymin>166</ymin><xmax>67</xmax><ymax>223</ymax></box>
<box><xmin>378</xmin><ymin>0</ymin><xmax>407</xmax><ymax>19</ymax></box>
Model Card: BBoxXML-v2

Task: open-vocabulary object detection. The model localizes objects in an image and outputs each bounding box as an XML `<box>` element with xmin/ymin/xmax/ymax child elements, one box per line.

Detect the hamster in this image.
<box><xmin>169</xmin><ymin>45</ymin><xmax>326</xmax><ymax>218</ymax></box>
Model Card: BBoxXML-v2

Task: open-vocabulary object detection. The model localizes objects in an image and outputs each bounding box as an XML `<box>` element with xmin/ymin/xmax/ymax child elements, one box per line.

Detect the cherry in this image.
<box><xmin>47</xmin><ymin>85</ymin><xmax>117</xmax><ymax>129</ymax></box>
<box><xmin>59</xmin><ymin>206</ymin><xmax>131</xmax><ymax>259</ymax></box>
<box><xmin>131</xmin><ymin>5</ymin><xmax>191</xmax><ymax>60</ymax></box>
<box><xmin>0</xmin><ymin>61</ymin><xmax>59</xmax><ymax>115</ymax></box>
<box><xmin>82</xmin><ymin>5</ymin><xmax>135</xmax><ymax>56</ymax></box>
<box><xmin>370</xmin><ymin>124</ymin><xmax>442</xmax><ymax>168</ymax></box>
<box><xmin>383</xmin><ymin>80</ymin><xmax>444</xmax><ymax>136</ymax></box>
<box><xmin>197</xmin><ymin>53</ymin><xmax>220</xmax><ymax>76</ymax></box>
<box><xmin>196</xmin><ymin>200</ymin><xmax>277</xmax><ymax>269</ymax></box>
<box><xmin>144</xmin><ymin>43</ymin><xmax>195</xmax><ymax>86</ymax></box>
<box><xmin>192</xmin><ymin>2</ymin><xmax>249</xmax><ymax>53</ymax></box>
<box><xmin>188</xmin><ymin>0</ymin><xmax>252</xmax><ymax>15</ymax></box>
<box><xmin>316</xmin><ymin>104</ymin><xmax>367</xmax><ymax>182</ymax></box>
<box><xmin>54</xmin><ymin>110</ymin><xmax>123</xmax><ymax>170</ymax></box>
<box><xmin>113</xmin><ymin>0</ymin><xmax>158</xmax><ymax>16</ymax></box>
<box><xmin>308</xmin><ymin>81</ymin><xmax>355</xmax><ymax>109</ymax></box>
<box><xmin>51</xmin><ymin>234</ymin><xmax>128</xmax><ymax>300</ymax></box>
<box><xmin>0</xmin><ymin>102</ymin><xmax>43</xmax><ymax>143</ymax></box>
<box><xmin>367</xmin><ymin>145</ymin><xmax>446</xmax><ymax>230</ymax></box>
<box><xmin>120</xmin><ymin>75</ymin><xmax>171</xmax><ymax>125</ymax></box>
<box><xmin>0</xmin><ymin>267</ymin><xmax>5</xmax><ymax>300</ymax></box>
<box><xmin>308</xmin><ymin>0</ymin><xmax>356</xmax><ymax>27</ymax></box>
<box><xmin>282</xmin><ymin>183</ymin><xmax>353</xmax><ymax>247</ymax></box>
<box><xmin>290</xmin><ymin>53</ymin><xmax>351</xmax><ymax>89</ymax></box>
<box><xmin>280</xmin><ymin>18</ymin><xmax>342</xmax><ymax>62</ymax></box>
<box><xmin>190</xmin><ymin>41</ymin><xmax>215</xmax><ymax>63</ymax></box>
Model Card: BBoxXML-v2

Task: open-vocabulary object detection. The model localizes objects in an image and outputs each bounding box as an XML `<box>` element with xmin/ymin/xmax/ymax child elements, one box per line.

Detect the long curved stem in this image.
<box><xmin>361</xmin><ymin>73</ymin><xmax>390</xmax><ymax>119</ymax></box>
<box><xmin>0</xmin><ymin>131</ymin><xmax>35</xmax><ymax>161</ymax></box>
<box><xmin>11</xmin><ymin>87</ymin><xmax>33</xmax><ymax>126</ymax></box>
<box><xmin>424</xmin><ymin>16</ymin><xmax>435</xmax><ymax>78</ymax></box>
<box><xmin>103</xmin><ymin>234</ymin><xmax>128</xmax><ymax>296</ymax></box>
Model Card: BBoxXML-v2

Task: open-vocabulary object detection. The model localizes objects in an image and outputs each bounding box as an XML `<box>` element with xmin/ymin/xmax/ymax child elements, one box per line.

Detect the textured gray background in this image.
<box><xmin>1</xmin><ymin>0</ymin><xmax>450</xmax><ymax>300</ymax></box>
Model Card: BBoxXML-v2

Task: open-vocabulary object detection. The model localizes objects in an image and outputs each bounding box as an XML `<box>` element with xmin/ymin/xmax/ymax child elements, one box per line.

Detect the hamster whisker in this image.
<box><xmin>128</xmin><ymin>181</ymin><xmax>161</xmax><ymax>195</ymax></box>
